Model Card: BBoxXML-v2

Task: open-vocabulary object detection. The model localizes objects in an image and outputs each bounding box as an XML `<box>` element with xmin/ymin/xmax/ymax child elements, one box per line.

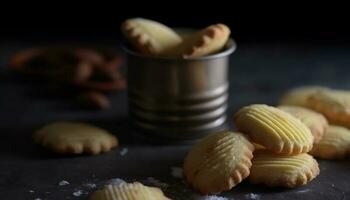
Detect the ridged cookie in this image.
<box><xmin>249</xmin><ymin>151</ymin><xmax>319</xmax><ymax>188</ymax></box>
<box><xmin>89</xmin><ymin>182</ymin><xmax>170</xmax><ymax>200</ymax></box>
<box><xmin>183</xmin><ymin>131</ymin><xmax>254</xmax><ymax>194</ymax></box>
<box><xmin>279</xmin><ymin>86</ymin><xmax>328</xmax><ymax>106</ymax></box>
<box><xmin>306</xmin><ymin>89</ymin><xmax>350</xmax><ymax>128</ymax></box>
<box><xmin>234</xmin><ymin>104</ymin><xmax>314</xmax><ymax>154</ymax></box>
<box><xmin>278</xmin><ymin>105</ymin><xmax>328</xmax><ymax>143</ymax></box>
<box><xmin>309</xmin><ymin>125</ymin><xmax>350</xmax><ymax>160</ymax></box>
<box><xmin>121</xmin><ymin>18</ymin><xmax>182</xmax><ymax>56</ymax></box>
<box><xmin>33</xmin><ymin>122</ymin><xmax>118</xmax><ymax>155</ymax></box>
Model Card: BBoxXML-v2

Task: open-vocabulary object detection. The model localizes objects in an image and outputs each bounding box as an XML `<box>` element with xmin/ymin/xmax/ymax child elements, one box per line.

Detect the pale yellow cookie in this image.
<box><xmin>309</xmin><ymin>125</ymin><xmax>350</xmax><ymax>160</ymax></box>
<box><xmin>183</xmin><ymin>131</ymin><xmax>254</xmax><ymax>194</ymax></box>
<box><xmin>306</xmin><ymin>89</ymin><xmax>350</xmax><ymax>128</ymax></box>
<box><xmin>234</xmin><ymin>104</ymin><xmax>314</xmax><ymax>154</ymax></box>
<box><xmin>89</xmin><ymin>182</ymin><xmax>170</xmax><ymax>200</ymax></box>
<box><xmin>33</xmin><ymin>122</ymin><xmax>118</xmax><ymax>155</ymax></box>
<box><xmin>278</xmin><ymin>105</ymin><xmax>328</xmax><ymax>143</ymax></box>
<box><xmin>249</xmin><ymin>151</ymin><xmax>319</xmax><ymax>188</ymax></box>
<box><xmin>279</xmin><ymin>86</ymin><xmax>328</xmax><ymax>106</ymax></box>
<box><xmin>121</xmin><ymin>18</ymin><xmax>182</xmax><ymax>56</ymax></box>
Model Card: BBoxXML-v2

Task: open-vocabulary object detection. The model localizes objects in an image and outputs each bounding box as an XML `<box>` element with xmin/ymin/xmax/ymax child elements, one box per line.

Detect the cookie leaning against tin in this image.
<box><xmin>278</xmin><ymin>105</ymin><xmax>328</xmax><ymax>143</ymax></box>
<box><xmin>183</xmin><ymin>131</ymin><xmax>254</xmax><ymax>195</ymax></box>
<box><xmin>121</xmin><ymin>18</ymin><xmax>182</xmax><ymax>56</ymax></box>
<box><xmin>89</xmin><ymin>182</ymin><xmax>171</xmax><ymax>200</ymax></box>
<box><xmin>309</xmin><ymin>125</ymin><xmax>350</xmax><ymax>160</ymax></box>
<box><xmin>234</xmin><ymin>104</ymin><xmax>314</xmax><ymax>154</ymax></box>
<box><xmin>249</xmin><ymin>151</ymin><xmax>319</xmax><ymax>188</ymax></box>
<box><xmin>33</xmin><ymin>122</ymin><xmax>118</xmax><ymax>155</ymax></box>
<box><xmin>306</xmin><ymin>89</ymin><xmax>350</xmax><ymax>129</ymax></box>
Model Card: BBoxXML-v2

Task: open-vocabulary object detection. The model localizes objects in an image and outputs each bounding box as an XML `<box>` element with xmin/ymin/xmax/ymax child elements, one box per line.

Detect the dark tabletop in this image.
<box><xmin>1</xmin><ymin>40</ymin><xmax>350</xmax><ymax>200</ymax></box>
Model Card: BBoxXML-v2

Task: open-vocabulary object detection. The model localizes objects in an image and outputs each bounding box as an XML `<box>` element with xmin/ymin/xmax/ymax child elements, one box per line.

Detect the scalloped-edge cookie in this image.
<box><xmin>182</xmin><ymin>24</ymin><xmax>230</xmax><ymax>58</ymax></box>
<box><xmin>33</xmin><ymin>122</ymin><xmax>118</xmax><ymax>155</ymax></box>
<box><xmin>183</xmin><ymin>131</ymin><xmax>254</xmax><ymax>194</ymax></box>
<box><xmin>278</xmin><ymin>105</ymin><xmax>328</xmax><ymax>143</ymax></box>
<box><xmin>89</xmin><ymin>182</ymin><xmax>171</xmax><ymax>200</ymax></box>
<box><xmin>234</xmin><ymin>104</ymin><xmax>314</xmax><ymax>154</ymax></box>
<box><xmin>279</xmin><ymin>86</ymin><xmax>328</xmax><ymax>106</ymax></box>
<box><xmin>121</xmin><ymin>18</ymin><xmax>182</xmax><ymax>56</ymax></box>
<box><xmin>249</xmin><ymin>151</ymin><xmax>319</xmax><ymax>188</ymax></box>
<box><xmin>309</xmin><ymin>125</ymin><xmax>350</xmax><ymax>160</ymax></box>
<box><xmin>306</xmin><ymin>89</ymin><xmax>350</xmax><ymax>128</ymax></box>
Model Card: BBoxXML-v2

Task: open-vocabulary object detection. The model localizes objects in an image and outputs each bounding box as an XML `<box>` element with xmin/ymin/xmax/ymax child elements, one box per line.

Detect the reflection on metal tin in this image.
<box><xmin>124</xmin><ymin>39</ymin><xmax>236</xmax><ymax>143</ymax></box>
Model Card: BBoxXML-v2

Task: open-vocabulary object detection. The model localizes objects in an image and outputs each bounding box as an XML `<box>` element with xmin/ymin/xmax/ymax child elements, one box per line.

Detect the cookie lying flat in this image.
<box><xmin>278</xmin><ymin>105</ymin><xmax>328</xmax><ymax>143</ymax></box>
<box><xmin>309</xmin><ymin>125</ymin><xmax>350</xmax><ymax>160</ymax></box>
<box><xmin>249</xmin><ymin>151</ymin><xmax>319</xmax><ymax>188</ymax></box>
<box><xmin>279</xmin><ymin>86</ymin><xmax>327</xmax><ymax>106</ymax></box>
<box><xmin>306</xmin><ymin>89</ymin><xmax>350</xmax><ymax>128</ymax></box>
<box><xmin>33</xmin><ymin>122</ymin><xmax>118</xmax><ymax>155</ymax></box>
<box><xmin>121</xmin><ymin>18</ymin><xmax>182</xmax><ymax>56</ymax></box>
<box><xmin>183</xmin><ymin>131</ymin><xmax>254</xmax><ymax>194</ymax></box>
<box><xmin>89</xmin><ymin>182</ymin><xmax>170</xmax><ymax>200</ymax></box>
<box><xmin>234</xmin><ymin>104</ymin><xmax>314</xmax><ymax>154</ymax></box>
<box><xmin>182</xmin><ymin>24</ymin><xmax>230</xmax><ymax>58</ymax></box>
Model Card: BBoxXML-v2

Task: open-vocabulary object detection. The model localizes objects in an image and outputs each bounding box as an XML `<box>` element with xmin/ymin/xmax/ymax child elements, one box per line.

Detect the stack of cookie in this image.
<box><xmin>183</xmin><ymin>104</ymin><xmax>320</xmax><ymax>195</ymax></box>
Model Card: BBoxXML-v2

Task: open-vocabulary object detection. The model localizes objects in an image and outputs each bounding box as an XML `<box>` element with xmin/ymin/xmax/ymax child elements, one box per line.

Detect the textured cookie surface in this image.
<box><xmin>279</xmin><ymin>86</ymin><xmax>327</xmax><ymax>106</ymax></box>
<box><xmin>121</xmin><ymin>18</ymin><xmax>182</xmax><ymax>56</ymax></box>
<box><xmin>249</xmin><ymin>151</ymin><xmax>319</xmax><ymax>188</ymax></box>
<box><xmin>89</xmin><ymin>182</ymin><xmax>170</xmax><ymax>200</ymax></box>
<box><xmin>309</xmin><ymin>125</ymin><xmax>350</xmax><ymax>159</ymax></box>
<box><xmin>183</xmin><ymin>131</ymin><xmax>254</xmax><ymax>194</ymax></box>
<box><xmin>306</xmin><ymin>89</ymin><xmax>350</xmax><ymax>128</ymax></box>
<box><xmin>234</xmin><ymin>104</ymin><xmax>314</xmax><ymax>154</ymax></box>
<box><xmin>278</xmin><ymin>105</ymin><xmax>328</xmax><ymax>143</ymax></box>
<box><xmin>34</xmin><ymin>122</ymin><xmax>118</xmax><ymax>155</ymax></box>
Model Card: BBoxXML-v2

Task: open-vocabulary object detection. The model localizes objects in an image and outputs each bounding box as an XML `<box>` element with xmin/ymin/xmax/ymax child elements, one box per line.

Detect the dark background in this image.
<box><xmin>1</xmin><ymin>5</ymin><xmax>350</xmax><ymax>44</ymax></box>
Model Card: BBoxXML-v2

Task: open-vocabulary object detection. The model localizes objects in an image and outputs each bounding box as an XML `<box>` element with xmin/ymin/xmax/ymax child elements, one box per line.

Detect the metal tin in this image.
<box><xmin>124</xmin><ymin>39</ymin><xmax>236</xmax><ymax>142</ymax></box>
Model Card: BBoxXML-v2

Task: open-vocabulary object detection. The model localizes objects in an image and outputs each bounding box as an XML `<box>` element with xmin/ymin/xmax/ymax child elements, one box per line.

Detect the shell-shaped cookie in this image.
<box><xmin>121</xmin><ymin>18</ymin><xmax>182</xmax><ymax>56</ymax></box>
<box><xmin>279</xmin><ymin>86</ymin><xmax>328</xmax><ymax>106</ymax></box>
<box><xmin>33</xmin><ymin>122</ymin><xmax>118</xmax><ymax>155</ymax></box>
<box><xmin>278</xmin><ymin>105</ymin><xmax>328</xmax><ymax>143</ymax></box>
<box><xmin>309</xmin><ymin>125</ymin><xmax>350</xmax><ymax>160</ymax></box>
<box><xmin>89</xmin><ymin>182</ymin><xmax>171</xmax><ymax>200</ymax></box>
<box><xmin>306</xmin><ymin>89</ymin><xmax>350</xmax><ymax>128</ymax></box>
<box><xmin>249</xmin><ymin>151</ymin><xmax>320</xmax><ymax>188</ymax></box>
<box><xmin>234</xmin><ymin>104</ymin><xmax>314</xmax><ymax>154</ymax></box>
<box><xmin>183</xmin><ymin>131</ymin><xmax>254</xmax><ymax>194</ymax></box>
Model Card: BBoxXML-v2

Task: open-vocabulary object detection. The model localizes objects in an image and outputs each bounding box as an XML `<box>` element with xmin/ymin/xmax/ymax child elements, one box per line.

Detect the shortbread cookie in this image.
<box><xmin>121</xmin><ymin>18</ymin><xmax>182</xmax><ymax>56</ymax></box>
<box><xmin>306</xmin><ymin>89</ymin><xmax>350</xmax><ymax>128</ymax></box>
<box><xmin>33</xmin><ymin>122</ymin><xmax>118</xmax><ymax>155</ymax></box>
<box><xmin>89</xmin><ymin>182</ymin><xmax>170</xmax><ymax>200</ymax></box>
<box><xmin>309</xmin><ymin>125</ymin><xmax>350</xmax><ymax>159</ymax></box>
<box><xmin>234</xmin><ymin>104</ymin><xmax>314</xmax><ymax>154</ymax></box>
<box><xmin>278</xmin><ymin>105</ymin><xmax>328</xmax><ymax>143</ymax></box>
<box><xmin>279</xmin><ymin>86</ymin><xmax>327</xmax><ymax>106</ymax></box>
<box><xmin>182</xmin><ymin>24</ymin><xmax>230</xmax><ymax>58</ymax></box>
<box><xmin>183</xmin><ymin>131</ymin><xmax>254</xmax><ymax>194</ymax></box>
<box><xmin>249</xmin><ymin>151</ymin><xmax>319</xmax><ymax>188</ymax></box>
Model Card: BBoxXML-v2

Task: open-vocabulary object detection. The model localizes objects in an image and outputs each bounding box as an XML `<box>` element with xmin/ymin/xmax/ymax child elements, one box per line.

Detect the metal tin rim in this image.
<box><xmin>122</xmin><ymin>38</ymin><xmax>236</xmax><ymax>61</ymax></box>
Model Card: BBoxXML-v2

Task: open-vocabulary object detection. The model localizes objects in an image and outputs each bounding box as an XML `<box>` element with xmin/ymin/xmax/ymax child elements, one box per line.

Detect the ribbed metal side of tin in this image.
<box><xmin>125</xmin><ymin>39</ymin><xmax>236</xmax><ymax>142</ymax></box>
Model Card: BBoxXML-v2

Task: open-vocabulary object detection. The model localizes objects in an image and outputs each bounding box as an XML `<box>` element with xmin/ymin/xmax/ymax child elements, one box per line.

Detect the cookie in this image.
<box><xmin>278</xmin><ymin>105</ymin><xmax>328</xmax><ymax>143</ymax></box>
<box><xmin>306</xmin><ymin>89</ymin><xmax>350</xmax><ymax>128</ymax></box>
<box><xmin>309</xmin><ymin>125</ymin><xmax>350</xmax><ymax>160</ymax></box>
<box><xmin>183</xmin><ymin>131</ymin><xmax>254</xmax><ymax>194</ymax></box>
<box><xmin>249</xmin><ymin>151</ymin><xmax>319</xmax><ymax>188</ymax></box>
<box><xmin>33</xmin><ymin>122</ymin><xmax>118</xmax><ymax>155</ymax></box>
<box><xmin>234</xmin><ymin>104</ymin><xmax>314</xmax><ymax>154</ymax></box>
<box><xmin>279</xmin><ymin>86</ymin><xmax>328</xmax><ymax>106</ymax></box>
<box><xmin>167</xmin><ymin>24</ymin><xmax>231</xmax><ymax>58</ymax></box>
<box><xmin>121</xmin><ymin>18</ymin><xmax>182</xmax><ymax>56</ymax></box>
<box><xmin>89</xmin><ymin>182</ymin><xmax>170</xmax><ymax>200</ymax></box>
